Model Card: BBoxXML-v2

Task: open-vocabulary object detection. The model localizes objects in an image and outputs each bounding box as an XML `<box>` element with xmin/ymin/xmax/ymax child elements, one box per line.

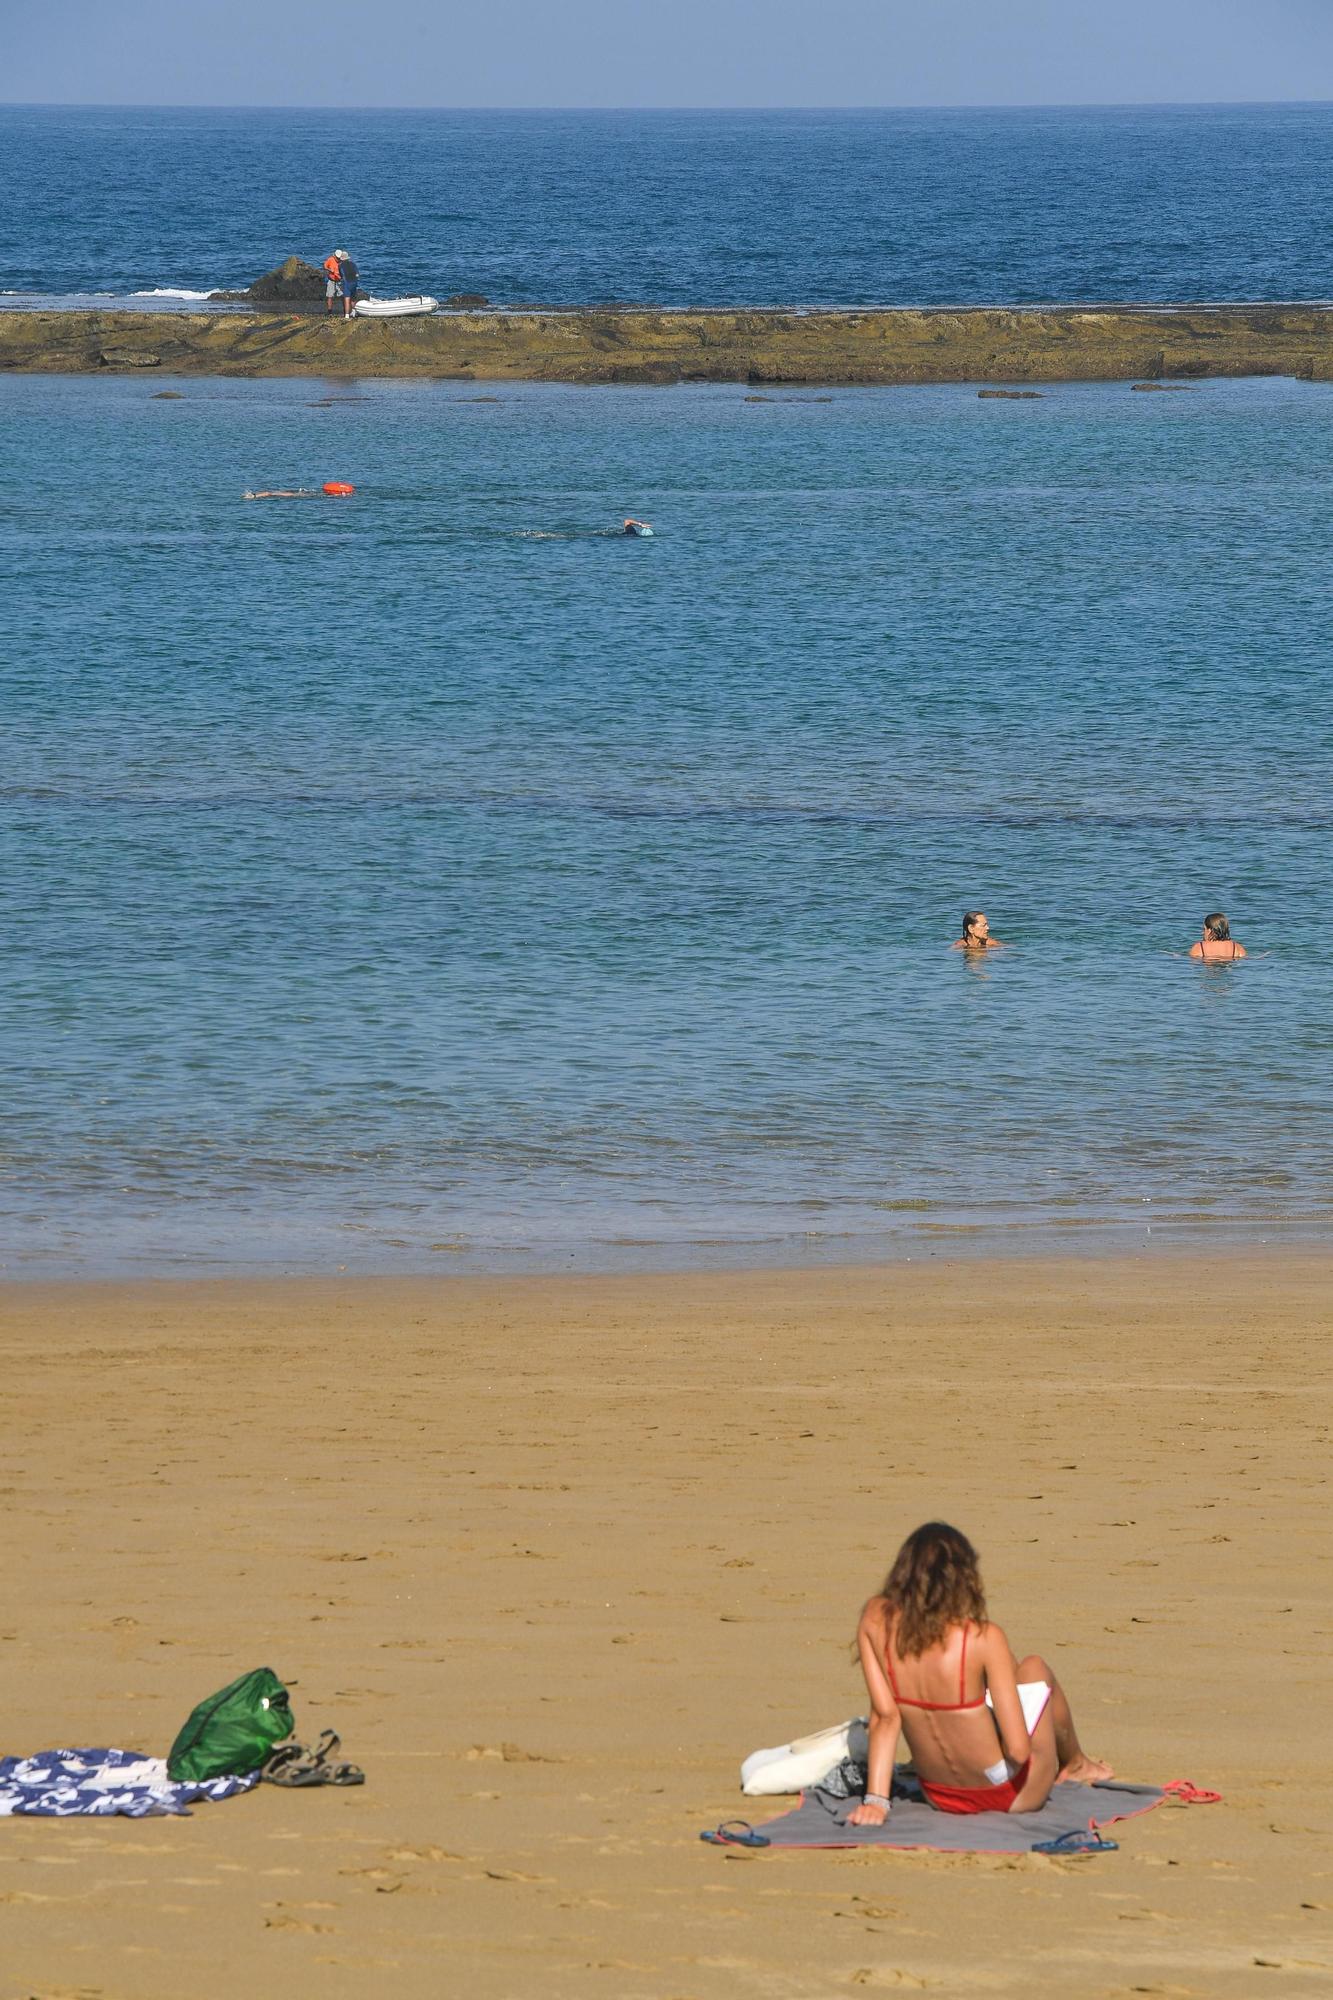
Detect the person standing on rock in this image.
<box><xmin>337</xmin><ymin>250</ymin><xmax>359</xmax><ymax>319</ymax></box>
<box><xmin>323</xmin><ymin>251</ymin><xmax>343</xmax><ymax>314</ymax></box>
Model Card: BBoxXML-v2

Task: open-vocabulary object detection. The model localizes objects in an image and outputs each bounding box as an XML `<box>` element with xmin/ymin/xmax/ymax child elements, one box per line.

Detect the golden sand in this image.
<box><xmin>2</xmin><ymin>1253</ymin><xmax>1330</xmax><ymax>1997</ymax></box>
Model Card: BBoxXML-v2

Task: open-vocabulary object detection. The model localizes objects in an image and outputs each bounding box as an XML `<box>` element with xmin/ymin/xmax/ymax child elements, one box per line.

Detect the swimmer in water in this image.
<box><xmin>951</xmin><ymin>910</ymin><xmax>1006</xmax><ymax>951</ymax></box>
<box><xmin>1188</xmin><ymin>912</ymin><xmax>1247</xmax><ymax>961</ymax></box>
<box><xmin>244</xmin><ymin>489</ymin><xmax>314</xmax><ymax>500</ymax></box>
<box><xmin>623</xmin><ymin>518</ymin><xmax>654</xmax><ymax>537</ymax></box>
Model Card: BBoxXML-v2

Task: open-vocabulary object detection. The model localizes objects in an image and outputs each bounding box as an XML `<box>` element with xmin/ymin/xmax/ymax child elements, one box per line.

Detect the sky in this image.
<box><xmin>6</xmin><ymin>0</ymin><xmax>1333</xmax><ymax>109</ymax></box>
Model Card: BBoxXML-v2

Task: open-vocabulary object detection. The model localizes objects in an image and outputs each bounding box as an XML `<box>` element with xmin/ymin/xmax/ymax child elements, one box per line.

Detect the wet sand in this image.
<box><xmin>2</xmin><ymin>1253</ymin><xmax>1330</xmax><ymax>1998</ymax></box>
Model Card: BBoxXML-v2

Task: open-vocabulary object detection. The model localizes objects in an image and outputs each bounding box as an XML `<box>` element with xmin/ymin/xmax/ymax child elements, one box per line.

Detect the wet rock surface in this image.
<box><xmin>3</xmin><ymin>304</ymin><xmax>1333</xmax><ymax>385</ymax></box>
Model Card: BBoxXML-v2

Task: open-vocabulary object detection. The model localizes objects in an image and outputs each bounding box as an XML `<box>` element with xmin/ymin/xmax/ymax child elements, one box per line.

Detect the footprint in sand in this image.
<box><xmin>20</xmin><ymin>1988</ymin><xmax>105</xmax><ymax>2000</ymax></box>
<box><xmin>263</xmin><ymin>1907</ymin><xmax>338</xmax><ymax>1934</ymax></box>
<box><xmin>19</xmin><ymin>1984</ymin><xmax>105</xmax><ymax>2000</ymax></box>
<box><xmin>849</xmin><ymin>1972</ymin><xmax>932</xmax><ymax>1990</ymax></box>
<box><xmin>465</xmin><ymin>1741</ymin><xmax>561</xmax><ymax>1762</ymax></box>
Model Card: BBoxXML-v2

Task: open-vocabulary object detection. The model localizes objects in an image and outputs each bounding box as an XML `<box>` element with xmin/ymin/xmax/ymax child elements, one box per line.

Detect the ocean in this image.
<box><xmin>4</xmin><ymin>362</ymin><xmax>1331</xmax><ymax>1274</ymax></box>
<box><xmin>3</xmin><ymin>102</ymin><xmax>1333</xmax><ymax>307</ymax></box>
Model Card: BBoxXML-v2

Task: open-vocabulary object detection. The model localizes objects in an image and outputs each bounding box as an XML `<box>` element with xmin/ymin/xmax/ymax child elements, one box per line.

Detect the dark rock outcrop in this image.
<box><xmin>246</xmin><ymin>256</ymin><xmax>327</xmax><ymax>306</ymax></box>
<box><xmin>978</xmin><ymin>388</ymin><xmax>1042</xmax><ymax>399</ymax></box>
<box><xmin>445</xmin><ymin>293</ymin><xmax>490</xmax><ymax>309</ymax></box>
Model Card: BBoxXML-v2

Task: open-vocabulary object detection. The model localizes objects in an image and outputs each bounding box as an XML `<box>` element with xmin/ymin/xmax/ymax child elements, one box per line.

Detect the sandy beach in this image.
<box><xmin>2</xmin><ymin>1251</ymin><xmax>1330</xmax><ymax>1997</ymax></box>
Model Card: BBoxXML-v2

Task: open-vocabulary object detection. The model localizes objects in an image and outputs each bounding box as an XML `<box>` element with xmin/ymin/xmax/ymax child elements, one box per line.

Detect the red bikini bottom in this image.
<box><xmin>920</xmin><ymin>1758</ymin><xmax>1031</xmax><ymax>1815</ymax></box>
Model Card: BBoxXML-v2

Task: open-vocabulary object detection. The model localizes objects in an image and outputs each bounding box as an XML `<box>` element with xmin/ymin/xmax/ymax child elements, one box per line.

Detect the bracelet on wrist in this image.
<box><xmin>863</xmin><ymin>1792</ymin><xmax>891</xmax><ymax>1810</ymax></box>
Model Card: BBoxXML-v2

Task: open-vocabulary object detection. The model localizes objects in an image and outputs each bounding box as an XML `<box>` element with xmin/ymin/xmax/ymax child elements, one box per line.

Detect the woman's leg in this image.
<box><xmin>1008</xmin><ymin>1654</ymin><xmax>1112</xmax><ymax>1812</ymax></box>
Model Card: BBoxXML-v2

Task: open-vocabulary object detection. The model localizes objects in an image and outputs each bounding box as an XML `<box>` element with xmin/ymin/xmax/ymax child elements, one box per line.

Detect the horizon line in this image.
<box><xmin>5</xmin><ymin>96</ymin><xmax>1333</xmax><ymax>114</ymax></box>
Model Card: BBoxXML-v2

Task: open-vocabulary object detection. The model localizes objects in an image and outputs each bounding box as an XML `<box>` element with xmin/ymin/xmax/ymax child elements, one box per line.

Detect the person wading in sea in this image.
<box><xmin>951</xmin><ymin>910</ymin><xmax>1007</xmax><ymax>951</ymax></box>
<box><xmin>1189</xmin><ymin>912</ymin><xmax>1247</xmax><ymax>961</ymax></box>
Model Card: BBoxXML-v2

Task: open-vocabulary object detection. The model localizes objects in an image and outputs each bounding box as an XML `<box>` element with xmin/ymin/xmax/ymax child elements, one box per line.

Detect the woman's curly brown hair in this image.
<box><xmin>880</xmin><ymin>1521</ymin><xmax>988</xmax><ymax>1658</ymax></box>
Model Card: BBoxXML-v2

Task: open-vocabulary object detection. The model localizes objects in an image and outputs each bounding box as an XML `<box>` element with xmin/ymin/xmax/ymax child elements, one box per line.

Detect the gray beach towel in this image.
<box><xmin>742</xmin><ymin>1774</ymin><xmax>1165</xmax><ymax>1851</ymax></box>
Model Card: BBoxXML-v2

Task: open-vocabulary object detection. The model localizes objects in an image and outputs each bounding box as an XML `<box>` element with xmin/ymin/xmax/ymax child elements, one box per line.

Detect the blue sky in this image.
<box><xmin>8</xmin><ymin>0</ymin><xmax>1333</xmax><ymax>108</ymax></box>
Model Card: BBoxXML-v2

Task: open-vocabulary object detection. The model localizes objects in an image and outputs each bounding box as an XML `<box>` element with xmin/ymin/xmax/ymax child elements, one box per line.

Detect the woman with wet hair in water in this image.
<box><xmin>1189</xmin><ymin>912</ymin><xmax>1247</xmax><ymax>962</ymax></box>
<box><xmin>951</xmin><ymin>911</ymin><xmax>1006</xmax><ymax>951</ymax></box>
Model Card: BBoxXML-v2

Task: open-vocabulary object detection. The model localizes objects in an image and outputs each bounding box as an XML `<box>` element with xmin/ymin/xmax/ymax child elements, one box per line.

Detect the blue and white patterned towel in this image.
<box><xmin>0</xmin><ymin>1747</ymin><xmax>260</xmax><ymax>1817</ymax></box>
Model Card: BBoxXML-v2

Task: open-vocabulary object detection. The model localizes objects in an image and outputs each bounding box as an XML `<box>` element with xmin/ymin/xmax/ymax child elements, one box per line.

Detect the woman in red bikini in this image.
<box><xmin>846</xmin><ymin>1522</ymin><xmax>1112</xmax><ymax>1824</ymax></box>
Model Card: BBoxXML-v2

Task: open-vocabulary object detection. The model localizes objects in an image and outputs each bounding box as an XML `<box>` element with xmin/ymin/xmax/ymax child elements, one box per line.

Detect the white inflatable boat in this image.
<box><xmin>353</xmin><ymin>295</ymin><xmax>439</xmax><ymax>318</ymax></box>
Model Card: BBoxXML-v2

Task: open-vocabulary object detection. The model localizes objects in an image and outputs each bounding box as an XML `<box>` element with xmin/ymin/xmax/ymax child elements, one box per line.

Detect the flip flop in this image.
<box><xmin>700</xmin><ymin>1819</ymin><xmax>770</xmax><ymax>1848</ymax></box>
<box><xmin>1032</xmin><ymin>1827</ymin><xmax>1119</xmax><ymax>1854</ymax></box>
<box><xmin>1163</xmin><ymin>1779</ymin><xmax>1222</xmax><ymax>1805</ymax></box>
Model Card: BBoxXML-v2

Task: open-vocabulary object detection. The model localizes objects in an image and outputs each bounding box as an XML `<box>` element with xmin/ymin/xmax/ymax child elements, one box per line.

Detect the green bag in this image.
<box><xmin>166</xmin><ymin>1667</ymin><xmax>294</xmax><ymax>1783</ymax></box>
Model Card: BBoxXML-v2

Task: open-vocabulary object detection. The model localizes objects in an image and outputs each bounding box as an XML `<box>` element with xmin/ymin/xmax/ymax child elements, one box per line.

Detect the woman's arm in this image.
<box><xmin>845</xmin><ymin>1602</ymin><xmax>901</xmax><ymax>1826</ymax></box>
<box><xmin>978</xmin><ymin>1623</ymin><xmax>1031</xmax><ymax>1767</ymax></box>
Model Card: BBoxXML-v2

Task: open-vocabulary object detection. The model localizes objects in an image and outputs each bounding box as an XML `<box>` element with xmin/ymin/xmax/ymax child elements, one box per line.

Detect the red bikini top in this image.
<box><xmin>884</xmin><ymin>1619</ymin><xmax>986</xmax><ymax>1711</ymax></box>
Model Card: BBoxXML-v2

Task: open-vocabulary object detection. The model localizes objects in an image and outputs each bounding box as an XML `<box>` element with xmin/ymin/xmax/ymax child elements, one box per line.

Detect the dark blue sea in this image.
<box><xmin>2</xmin><ymin>103</ymin><xmax>1333</xmax><ymax>306</ymax></box>
<box><xmin>3</xmin><ymin>108</ymin><xmax>1332</xmax><ymax>1275</ymax></box>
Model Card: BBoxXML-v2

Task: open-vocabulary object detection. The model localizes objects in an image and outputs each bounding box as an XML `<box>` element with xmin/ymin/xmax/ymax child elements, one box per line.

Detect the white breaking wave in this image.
<box><xmin>131</xmin><ymin>287</ymin><xmax>215</xmax><ymax>300</ymax></box>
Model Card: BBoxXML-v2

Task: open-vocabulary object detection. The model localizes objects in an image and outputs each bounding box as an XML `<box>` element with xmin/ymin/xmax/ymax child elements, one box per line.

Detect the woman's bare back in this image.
<box><xmin>865</xmin><ymin>1602</ymin><xmax>1014</xmax><ymax>1788</ymax></box>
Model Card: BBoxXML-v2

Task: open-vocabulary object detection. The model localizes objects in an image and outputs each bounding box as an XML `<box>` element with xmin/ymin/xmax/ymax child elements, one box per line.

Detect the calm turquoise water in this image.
<box><xmin>3</xmin><ymin>103</ymin><xmax>1333</xmax><ymax>306</ymax></box>
<box><xmin>4</xmin><ymin>372</ymin><xmax>1331</xmax><ymax>1274</ymax></box>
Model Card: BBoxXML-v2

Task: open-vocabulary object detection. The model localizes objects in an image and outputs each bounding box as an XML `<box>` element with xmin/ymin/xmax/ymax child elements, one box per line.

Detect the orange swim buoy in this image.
<box><xmin>323</xmin><ymin>481</ymin><xmax>356</xmax><ymax>496</ymax></box>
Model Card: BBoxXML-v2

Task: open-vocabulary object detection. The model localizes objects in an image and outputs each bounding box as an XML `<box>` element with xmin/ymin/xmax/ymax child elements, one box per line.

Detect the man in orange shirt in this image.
<box><xmin>323</xmin><ymin>252</ymin><xmax>342</xmax><ymax>315</ymax></box>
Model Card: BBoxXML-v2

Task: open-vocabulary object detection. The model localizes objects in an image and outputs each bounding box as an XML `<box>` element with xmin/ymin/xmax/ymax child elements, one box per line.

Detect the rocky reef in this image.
<box><xmin>235</xmin><ymin>254</ymin><xmax>327</xmax><ymax>307</ymax></box>
<box><xmin>3</xmin><ymin>303</ymin><xmax>1333</xmax><ymax>385</ymax></box>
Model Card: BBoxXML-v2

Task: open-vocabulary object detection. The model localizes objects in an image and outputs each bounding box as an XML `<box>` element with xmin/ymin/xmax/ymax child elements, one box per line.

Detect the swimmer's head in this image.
<box><xmin>1203</xmin><ymin>912</ymin><xmax>1230</xmax><ymax>939</ymax></box>
<box><xmin>962</xmin><ymin>910</ymin><xmax>989</xmax><ymax>942</ymax></box>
